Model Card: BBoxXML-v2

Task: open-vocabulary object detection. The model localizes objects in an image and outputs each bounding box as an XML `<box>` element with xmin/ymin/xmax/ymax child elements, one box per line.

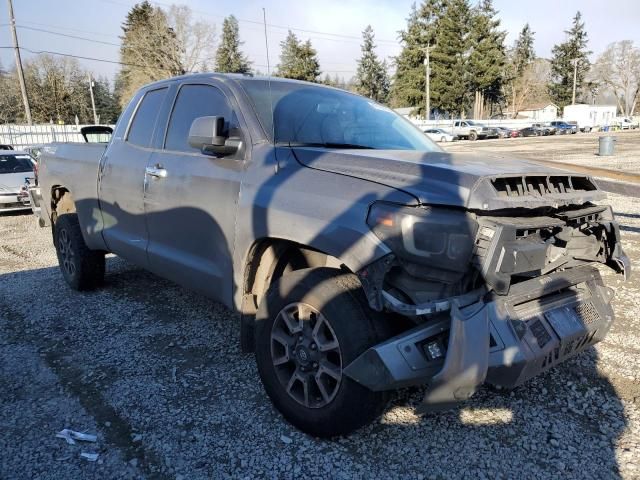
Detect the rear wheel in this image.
<box><xmin>255</xmin><ymin>268</ymin><xmax>390</xmax><ymax>437</ymax></box>
<box><xmin>54</xmin><ymin>214</ymin><xmax>105</xmax><ymax>290</ymax></box>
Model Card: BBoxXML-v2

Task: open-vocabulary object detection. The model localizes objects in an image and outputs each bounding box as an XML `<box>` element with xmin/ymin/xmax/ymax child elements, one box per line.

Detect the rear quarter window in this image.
<box><xmin>127</xmin><ymin>87</ymin><xmax>168</xmax><ymax>147</ymax></box>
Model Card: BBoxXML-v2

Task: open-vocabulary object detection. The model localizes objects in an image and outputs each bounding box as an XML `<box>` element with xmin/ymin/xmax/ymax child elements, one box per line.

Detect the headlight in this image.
<box><xmin>367</xmin><ymin>203</ymin><xmax>477</xmax><ymax>274</ymax></box>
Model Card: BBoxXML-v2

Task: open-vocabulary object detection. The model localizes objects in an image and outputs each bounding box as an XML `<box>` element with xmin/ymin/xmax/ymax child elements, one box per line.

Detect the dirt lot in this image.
<box><xmin>1</xmin><ymin>139</ymin><xmax>640</xmax><ymax>478</ymax></box>
<box><xmin>444</xmin><ymin>129</ymin><xmax>640</xmax><ymax>175</ymax></box>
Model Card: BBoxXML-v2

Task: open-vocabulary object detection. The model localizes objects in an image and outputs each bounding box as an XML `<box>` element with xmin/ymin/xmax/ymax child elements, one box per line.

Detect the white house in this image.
<box><xmin>518</xmin><ymin>102</ymin><xmax>559</xmax><ymax>122</ymax></box>
<box><xmin>562</xmin><ymin>104</ymin><xmax>617</xmax><ymax>130</ymax></box>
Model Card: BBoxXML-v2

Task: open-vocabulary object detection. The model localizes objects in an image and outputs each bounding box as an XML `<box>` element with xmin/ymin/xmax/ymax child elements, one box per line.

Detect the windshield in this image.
<box><xmin>239</xmin><ymin>79</ymin><xmax>440</xmax><ymax>151</ymax></box>
<box><xmin>0</xmin><ymin>154</ymin><xmax>33</xmax><ymax>174</ymax></box>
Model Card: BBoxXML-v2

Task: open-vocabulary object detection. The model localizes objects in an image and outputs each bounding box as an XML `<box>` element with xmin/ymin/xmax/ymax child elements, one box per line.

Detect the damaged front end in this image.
<box><xmin>348</xmin><ymin>176</ymin><xmax>629</xmax><ymax>412</ymax></box>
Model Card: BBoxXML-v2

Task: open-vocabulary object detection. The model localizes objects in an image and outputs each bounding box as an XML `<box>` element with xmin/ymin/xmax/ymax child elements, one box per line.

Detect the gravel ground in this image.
<box><xmin>1</xmin><ymin>194</ymin><xmax>639</xmax><ymax>479</ymax></box>
<box><xmin>444</xmin><ymin>129</ymin><xmax>640</xmax><ymax>175</ymax></box>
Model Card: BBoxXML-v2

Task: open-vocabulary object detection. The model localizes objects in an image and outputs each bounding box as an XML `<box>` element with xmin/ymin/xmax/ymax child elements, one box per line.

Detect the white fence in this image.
<box><xmin>0</xmin><ymin>124</ymin><xmax>115</xmax><ymax>150</ymax></box>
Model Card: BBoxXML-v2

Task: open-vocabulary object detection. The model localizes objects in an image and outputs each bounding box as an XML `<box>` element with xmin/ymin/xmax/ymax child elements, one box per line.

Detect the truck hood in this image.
<box><xmin>292</xmin><ymin>148</ymin><xmax>606</xmax><ymax>210</ymax></box>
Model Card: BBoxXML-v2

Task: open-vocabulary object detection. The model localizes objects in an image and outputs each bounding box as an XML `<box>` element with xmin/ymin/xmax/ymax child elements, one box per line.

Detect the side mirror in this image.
<box><xmin>188</xmin><ymin>116</ymin><xmax>242</xmax><ymax>156</ymax></box>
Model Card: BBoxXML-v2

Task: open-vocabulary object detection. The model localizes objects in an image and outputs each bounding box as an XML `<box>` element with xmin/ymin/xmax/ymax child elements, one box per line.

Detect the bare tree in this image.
<box><xmin>592</xmin><ymin>40</ymin><xmax>640</xmax><ymax>116</ymax></box>
<box><xmin>167</xmin><ymin>5</ymin><xmax>216</xmax><ymax>73</ymax></box>
<box><xmin>508</xmin><ymin>58</ymin><xmax>551</xmax><ymax>117</ymax></box>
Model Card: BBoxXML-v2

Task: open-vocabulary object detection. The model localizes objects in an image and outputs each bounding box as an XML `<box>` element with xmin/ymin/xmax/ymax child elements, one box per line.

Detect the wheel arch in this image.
<box><xmin>239</xmin><ymin>237</ymin><xmax>348</xmax><ymax>352</ymax></box>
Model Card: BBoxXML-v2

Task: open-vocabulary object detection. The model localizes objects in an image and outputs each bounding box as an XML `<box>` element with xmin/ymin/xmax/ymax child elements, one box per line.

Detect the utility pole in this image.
<box><xmin>88</xmin><ymin>74</ymin><xmax>98</xmax><ymax>125</ymax></box>
<box><xmin>571</xmin><ymin>58</ymin><xmax>578</xmax><ymax>105</ymax></box>
<box><xmin>424</xmin><ymin>45</ymin><xmax>433</xmax><ymax>121</ymax></box>
<box><xmin>7</xmin><ymin>0</ymin><xmax>32</xmax><ymax>124</ymax></box>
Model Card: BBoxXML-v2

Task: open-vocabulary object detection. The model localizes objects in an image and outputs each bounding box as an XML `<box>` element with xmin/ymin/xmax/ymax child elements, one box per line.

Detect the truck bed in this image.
<box><xmin>38</xmin><ymin>143</ymin><xmax>107</xmax><ymax>241</ymax></box>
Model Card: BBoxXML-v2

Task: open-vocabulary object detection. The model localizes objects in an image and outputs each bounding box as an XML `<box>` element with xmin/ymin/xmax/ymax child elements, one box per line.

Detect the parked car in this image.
<box><xmin>495</xmin><ymin>126</ymin><xmax>520</xmax><ymax>138</ymax></box>
<box><xmin>531</xmin><ymin>123</ymin><xmax>554</xmax><ymax>136</ymax></box>
<box><xmin>0</xmin><ymin>151</ymin><xmax>35</xmax><ymax>212</ymax></box>
<box><xmin>549</xmin><ymin>121</ymin><xmax>578</xmax><ymax>134</ymax></box>
<box><xmin>36</xmin><ymin>74</ymin><xmax>629</xmax><ymax>437</ymax></box>
<box><xmin>614</xmin><ymin>117</ymin><xmax>639</xmax><ymax>130</ymax></box>
<box><xmin>423</xmin><ymin>128</ymin><xmax>457</xmax><ymax>142</ymax></box>
<box><xmin>450</xmin><ymin>120</ymin><xmax>499</xmax><ymax>141</ymax></box>
<box><xmin>519</xmin><ymin>126</ymin><xmax>541</xmax><ymax>137</ymax></box>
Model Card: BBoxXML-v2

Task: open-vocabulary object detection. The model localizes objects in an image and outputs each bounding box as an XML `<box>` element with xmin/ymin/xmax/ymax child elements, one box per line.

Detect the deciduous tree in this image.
<box><xmin>592</xmin><ymin>41</ymin><xmax>640</xmax><ymax>116</ymax></box>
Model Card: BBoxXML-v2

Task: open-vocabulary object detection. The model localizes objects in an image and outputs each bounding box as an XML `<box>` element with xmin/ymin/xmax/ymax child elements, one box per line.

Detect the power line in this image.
<box><xmin>19</xmin><ymin>20</ymin><xmax>121</xmax><ymax>39</ymax></box>
<box><xmin>17</xmin><ymin>25</ymin><xmax>120</xmax><ymax>47</ymax></box>
<box><xmin>0</xmin><ymin>46</ymin><xmax>158</xmax><ymax>69</ymax></box>
<box><xmin>0</xmin><ymin>46</ymin><xmax>360</xmax><ymax>75</ymax></box>
<box><xmin>90</xmin><ymin>0</ymin><xmax>399</xmax><ymax>45</ymax></box>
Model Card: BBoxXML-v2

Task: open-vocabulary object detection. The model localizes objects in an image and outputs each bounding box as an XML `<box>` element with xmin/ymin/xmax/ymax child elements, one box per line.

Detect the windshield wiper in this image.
<box><xmin>284</xmin><ymin>142</ymin><xmax>374</xmax><ymax>150</ymax></box>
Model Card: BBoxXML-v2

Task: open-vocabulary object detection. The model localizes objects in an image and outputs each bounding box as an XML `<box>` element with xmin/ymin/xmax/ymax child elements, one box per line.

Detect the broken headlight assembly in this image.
<box><xmin>366</xmin><ymin>202</ymin><xmax>478</xmax><ymax>274</ymax></box>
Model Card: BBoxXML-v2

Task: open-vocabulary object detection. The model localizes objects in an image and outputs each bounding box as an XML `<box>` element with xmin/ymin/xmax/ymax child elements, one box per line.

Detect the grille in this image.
<box><xmin>574</xmin><ymin>302</ymin><xmax>600</xmax><ymax>326</ymax></box>
<box><xmin>491</xmin><ymin>175</ymin><xmax>597</xmax><ymax>198</ymax></box>
<box><xmin>529</xmin><ymin>318</ymin><xmax>552</xmax><ymax>348</ymax></box>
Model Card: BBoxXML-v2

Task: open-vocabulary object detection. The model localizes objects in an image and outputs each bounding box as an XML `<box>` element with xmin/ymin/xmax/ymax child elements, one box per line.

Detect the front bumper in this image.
<box><xmin>344</xmin><ymin>265</ymin><xmax>615</xmax><ymax>412</ymax></box>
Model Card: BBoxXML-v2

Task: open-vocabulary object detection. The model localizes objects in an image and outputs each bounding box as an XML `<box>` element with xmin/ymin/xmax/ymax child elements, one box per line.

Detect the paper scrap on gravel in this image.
<box><xmin>56</xmin><ymin>429</ymin><xmax>98</xmax><ymax>445</ymax></box>
<box><xmin>80</xmin><ymin>452</ymin><xmax>100</xmax><ymax>462</ymax></box>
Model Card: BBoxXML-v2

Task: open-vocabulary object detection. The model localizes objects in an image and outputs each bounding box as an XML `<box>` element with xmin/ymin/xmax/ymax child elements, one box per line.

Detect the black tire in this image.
<box><xmin>468</xmin><ymin>131</ymin><xmax>478</xmax><ymax>141</ymax></box>
<box><xmin>255</xmin><ymin>268</ymin><xmax>390</xmax><ymax>437</ymax></box>
<box><xmin>54</xmin><ymin>213</ymin><xmax>105</xmax><ymax>290</ymax></box>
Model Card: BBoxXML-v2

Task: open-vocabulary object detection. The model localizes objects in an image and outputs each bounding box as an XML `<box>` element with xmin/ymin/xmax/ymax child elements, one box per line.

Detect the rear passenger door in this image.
<box><xmin>98</xmin><ymin>86</ymin><xmax>169</xmax><ymax>266</ymax></box>
<box><xmin>143</xmin><ymin>82</ymin><xmax>246</xmax><ymax>305</ymax></box>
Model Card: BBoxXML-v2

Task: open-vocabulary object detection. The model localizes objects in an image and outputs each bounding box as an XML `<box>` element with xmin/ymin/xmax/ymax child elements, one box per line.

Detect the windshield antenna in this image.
<box><xmin>262</xmin><ymin>8</ymin><xmax>276</xmax><ymax>150</ymax></box>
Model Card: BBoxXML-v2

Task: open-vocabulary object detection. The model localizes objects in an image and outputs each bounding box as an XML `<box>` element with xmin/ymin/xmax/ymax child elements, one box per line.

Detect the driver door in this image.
<box><xmin>143</xmin><ymin>83</ymin><xmax>245</xmax><ymax>305</ymax></box>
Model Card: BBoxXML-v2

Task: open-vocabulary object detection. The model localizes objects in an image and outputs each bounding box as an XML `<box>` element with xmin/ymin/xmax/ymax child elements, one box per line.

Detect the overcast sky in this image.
<box><xmin>1</xmin><ymin>0</ymin><xmax>639</xmax><ymax>83</ymax></box>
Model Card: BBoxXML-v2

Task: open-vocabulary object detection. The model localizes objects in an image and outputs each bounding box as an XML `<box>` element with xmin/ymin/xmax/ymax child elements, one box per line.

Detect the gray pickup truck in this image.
<box><xmin>37</xmin><ymin>74</ymin><xmax>629</xmax><ymax>437</ymax></box>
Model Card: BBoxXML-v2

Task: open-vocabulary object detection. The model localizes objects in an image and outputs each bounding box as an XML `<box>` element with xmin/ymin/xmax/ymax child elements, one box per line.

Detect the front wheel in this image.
<box><xmin>469</xmin><ymin>131</ymin><xmax>478</xmax><ymax>141</ymax></box>
<box><xmin>254</xmin><ymin>268</ymin><xmax>390</xmax><ymax>437</ymax></box>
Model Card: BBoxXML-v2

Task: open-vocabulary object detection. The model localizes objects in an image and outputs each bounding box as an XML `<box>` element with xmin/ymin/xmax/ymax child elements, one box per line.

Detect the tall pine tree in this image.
<box><xmin>512</xmin><ymin>24</ymin><xmax>535</xmax><ymax>77</ymax></box>
<box><xmin>117</xmin><ymin>1</ymin><xmax>183</xmax><ymax>107</ymax></box>
<box><xmin>276</xmin><ymin>31</ymin><xmax>321</xmax><ymax>82</ymax></box>
<box><xmin>467</xmin><ymin>0</ymin><xmax>506</xmax><ymax>118</ymax></box>
<box><xmin>430</xmin><ymin>0</ymin><xmax>471</xmax><ymax>116</ymax></box>
<box><xmin>215</xmin><ymin>15</ymin><xmax>251</xmax><ymax>74</ymax></box>
<box><xmin>390</xmin><ymin>1</ymin><xmax>445</xmax><ymax>113</ymax></box>
<box><xmin>548</xmin><ymin>11</ymin><xmax>591</xmax><ymax>108</ymax></box>
<box><xmin>355</xmin><ymin>25</ymin><xmax>390</xmax><ymax>103</ymax></box>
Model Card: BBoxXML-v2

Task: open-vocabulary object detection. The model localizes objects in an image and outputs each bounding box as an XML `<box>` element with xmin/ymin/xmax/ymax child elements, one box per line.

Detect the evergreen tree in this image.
<box><xmin>430</xmin><ymin>0</ymin><xmax>471</xmax><ymax>116</ymax></box>
<box><xmin>467</xmin><ymin>0</ymin><xmax>506</xmax><ymax>118</ymax></box>
<box><xmin>390</xmin><ymin>1</ymin><xmax>446</xmax><ymax>113</ymax></box>
<box><xmin>548</xmin><ymin>11</ymin><xmax>591</xmax><ymax>107</ymax></box>
<box><xmin>276</xmin><ymin>31</ymin><xmax>321</xmax><ymax>82</ymax></box>
<box><xmin>117</xmin><ymin>1</ymin><xmax>183</xmax><ymax>107</ymax></box>
<box><xmin>92</xmin><ymin>78</ymin><xmax>121</xmax><ymax>124</ymax></box>
<box><xmin>512</xmin><ymin>23</ymin><xmax>535</xmax><ymax>77</ymax></box>
<box><xmin>215</xmin><ymin>15</ymin><xmax>251</xmax><ymax>74</ymax></box>
<box><xmin>355</xmin><ymin>25</ymin><xmax>390</xmax><ymax>103</ymax></box>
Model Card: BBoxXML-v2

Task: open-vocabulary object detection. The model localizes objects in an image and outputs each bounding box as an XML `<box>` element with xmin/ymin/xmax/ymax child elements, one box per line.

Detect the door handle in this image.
<box><xmin>145</xmin><ymin>165</ymin><xmax>167</xmax><ymax>178</ymax></box>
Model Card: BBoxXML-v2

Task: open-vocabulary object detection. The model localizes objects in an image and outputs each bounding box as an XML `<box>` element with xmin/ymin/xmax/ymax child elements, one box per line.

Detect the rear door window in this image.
<box><xmin>127</xmin><ymin>88</ymin><xmax>168</xmax><ymax>147</ymax></box>
<box><xmin>164</xmin><ymin>84</ymin><xmax>237</xmax><ymax>153</ymax></box>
